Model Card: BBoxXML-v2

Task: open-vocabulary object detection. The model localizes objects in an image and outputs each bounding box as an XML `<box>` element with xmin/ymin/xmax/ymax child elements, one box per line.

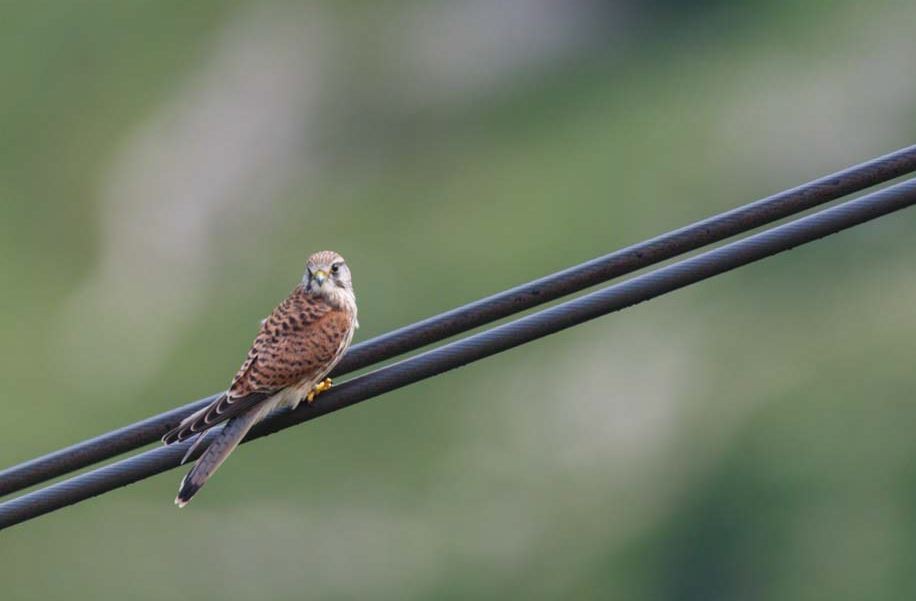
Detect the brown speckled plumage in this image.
<box><xmin>162</xmin><ymin>250</ymin><xmax>358</xmax><ymax>506</ymax></box>
<box><xmin>232</xmin><ymin>284</ymin><xmax>352</xmax><ymax>396</ymax></box>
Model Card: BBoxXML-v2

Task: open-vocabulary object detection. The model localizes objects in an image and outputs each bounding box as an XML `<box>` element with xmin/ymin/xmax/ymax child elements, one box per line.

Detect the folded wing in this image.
<box><xmin>162</xmin><ymin>286</ymin><xmax>351</xmax><ymax>445</ymax></box>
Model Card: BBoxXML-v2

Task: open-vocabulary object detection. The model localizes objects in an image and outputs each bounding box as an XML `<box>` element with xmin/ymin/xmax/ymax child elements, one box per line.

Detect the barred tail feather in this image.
<box><xmin>162</xmin><ymin>399</ymin><xmax>222</xmax><ymax>446</ymax></box>
<box><xmin>180</xmin><ymin>431</ymin><xmax>210</xmax><ymax>465</ymax></box>
<box><xmin>162</xmin><ymin>391</ymin><xmax>271</xmax><ymax>447</ymax></box>
<box><xmin>175</xmin><ymin>402</ymin><xmax>270</xmax><ymax>508</ymax></box>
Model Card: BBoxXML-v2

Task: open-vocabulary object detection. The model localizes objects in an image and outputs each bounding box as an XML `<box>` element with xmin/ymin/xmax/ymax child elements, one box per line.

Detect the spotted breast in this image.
<box><xmin>230</xmin><ymin>284</ymin><xmax>355</xmax><ymax>402</ymax></box>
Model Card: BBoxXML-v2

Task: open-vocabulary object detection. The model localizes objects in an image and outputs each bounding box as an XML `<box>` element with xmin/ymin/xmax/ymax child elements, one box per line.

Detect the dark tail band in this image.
<box><xmin>174</xmin><ymin>405</ymin><xmax>266</xmax><ymax>508</ymax></box>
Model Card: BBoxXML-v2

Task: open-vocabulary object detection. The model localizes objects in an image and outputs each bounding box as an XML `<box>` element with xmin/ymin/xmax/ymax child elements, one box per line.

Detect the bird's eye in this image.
<box><xmin>330</xmin><ymin>263</ymin><xmax>341</xmax><ymax>274</ymax></box>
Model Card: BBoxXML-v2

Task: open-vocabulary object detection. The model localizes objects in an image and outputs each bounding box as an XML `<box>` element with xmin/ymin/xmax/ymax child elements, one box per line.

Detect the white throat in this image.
<box><xmin>316</xmin><ymin>285</ymin><xmax>357</xmax><ymax>320</ymax></box>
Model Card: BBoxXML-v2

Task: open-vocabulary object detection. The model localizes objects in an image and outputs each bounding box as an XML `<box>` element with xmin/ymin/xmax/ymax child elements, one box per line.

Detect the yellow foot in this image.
<box><xmin>306</xmin><ymin>378</ymin><xmax>333</xmax><ymax>404</ymax></box>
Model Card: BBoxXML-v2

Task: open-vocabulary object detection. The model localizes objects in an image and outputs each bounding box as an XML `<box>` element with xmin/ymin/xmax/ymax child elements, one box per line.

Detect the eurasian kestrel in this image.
<box><xmin>162</xmin><ymin>250</ymin><xmax>358</xmax><ymax>507</ymax></box>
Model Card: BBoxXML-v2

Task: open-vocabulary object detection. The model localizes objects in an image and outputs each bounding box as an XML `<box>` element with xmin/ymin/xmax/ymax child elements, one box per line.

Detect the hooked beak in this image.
<box><xmin>313</xmin><ymin>270</ymin><xmax>328</xmax><ymax>287</ymax></box>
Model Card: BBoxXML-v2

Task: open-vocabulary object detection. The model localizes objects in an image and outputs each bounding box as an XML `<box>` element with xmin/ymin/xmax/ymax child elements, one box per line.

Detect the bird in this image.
<box><xmin>162</xmin><ymin>250</ymin><xmax>358</xmax><ymax>507</ymax></box>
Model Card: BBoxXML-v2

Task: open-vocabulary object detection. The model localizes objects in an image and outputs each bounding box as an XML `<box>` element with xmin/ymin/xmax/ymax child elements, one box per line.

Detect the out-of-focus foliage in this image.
<box><xmin>1</xmin><ymin>1</ymin><xmax>915</xmax><ymax>599</ymax></box>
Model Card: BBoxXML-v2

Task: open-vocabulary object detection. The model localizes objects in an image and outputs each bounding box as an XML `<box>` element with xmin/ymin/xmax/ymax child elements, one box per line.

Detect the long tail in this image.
<box><xmin>175</xmin><ymin>400</ymin><xmax>274</xmax><ymax>508</ymax></box>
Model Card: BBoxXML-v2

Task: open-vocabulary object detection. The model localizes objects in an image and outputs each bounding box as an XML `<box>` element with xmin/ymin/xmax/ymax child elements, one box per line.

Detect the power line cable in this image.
<box><xmin>2</xmin><ymin>145</ymin><xmax>915</xmax><ymax>498</ymax></box>
<box><xmin>1</xmin><ymin>176</ymin><xmax>913</xmax><ymax>530</ymax></box>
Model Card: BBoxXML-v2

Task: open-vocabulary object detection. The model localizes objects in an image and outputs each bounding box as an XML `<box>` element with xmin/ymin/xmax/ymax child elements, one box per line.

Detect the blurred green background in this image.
<box><xmin>2</xmin><ymin>1</ymin><xmax>916</xmax><ymax>599</ymax></box>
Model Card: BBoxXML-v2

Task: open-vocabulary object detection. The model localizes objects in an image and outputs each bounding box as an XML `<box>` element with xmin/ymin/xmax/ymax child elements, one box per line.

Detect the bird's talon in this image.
<box><xmin>306</xmin><ymin>378</ymin><xmax>333</xmax><ymax>404</ymax></box>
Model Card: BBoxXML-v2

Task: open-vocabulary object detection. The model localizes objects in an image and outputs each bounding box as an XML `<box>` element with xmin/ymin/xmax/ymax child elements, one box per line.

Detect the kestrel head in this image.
<box><xmin>304</xmin><ymin>250</ymin><xmax>355</xmax><ymax>305</ymax></box>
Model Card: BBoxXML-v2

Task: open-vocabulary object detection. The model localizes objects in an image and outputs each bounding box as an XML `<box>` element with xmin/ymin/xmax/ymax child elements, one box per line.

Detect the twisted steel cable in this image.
<box><xmin>1</xmin><ymin>176</ymin><xmax>913</xmax><ymax>530</ymax></box>
<box><xmin>1</xmin><ymin>144</ymin><xmax>916</xmax><ymax>499</ymax></box>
